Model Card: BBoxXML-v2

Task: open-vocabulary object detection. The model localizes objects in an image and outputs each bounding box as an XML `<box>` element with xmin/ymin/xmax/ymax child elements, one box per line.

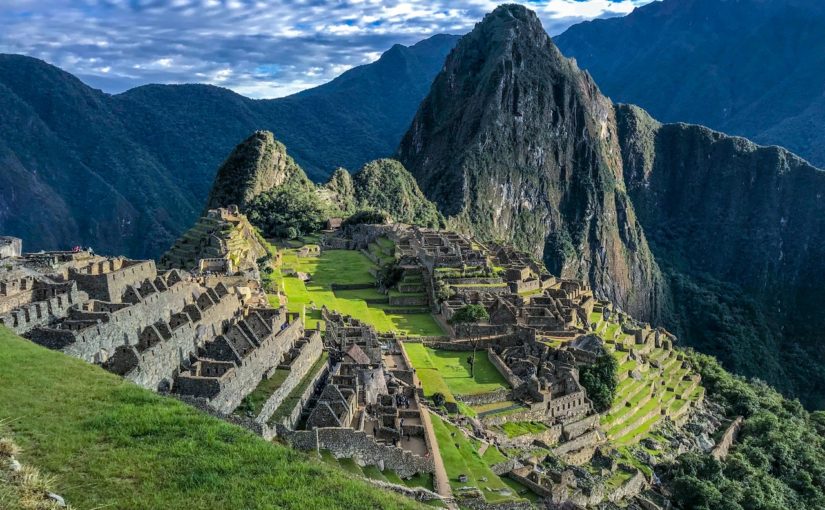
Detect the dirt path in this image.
<box><xmin>422</xmin><ymin>408</ymin><xmax>452</xmax><ymax>498</ymax></box>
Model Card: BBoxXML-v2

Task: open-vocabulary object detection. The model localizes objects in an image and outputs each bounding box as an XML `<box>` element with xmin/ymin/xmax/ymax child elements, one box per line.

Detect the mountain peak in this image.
<box><xmin>204</xmin><ymin>130</ymin><xmax>307</xmax><ymax>212</ymax></box>
<box><xmin>399</xmin><ymin>4</ymin><xmax>663</xmax><ymax>320</ymax></box>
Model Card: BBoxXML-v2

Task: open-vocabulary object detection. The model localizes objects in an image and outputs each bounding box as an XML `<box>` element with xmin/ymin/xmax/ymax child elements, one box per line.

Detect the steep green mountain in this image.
<box><xmin>398</xmin><ymin>4</ymin><xmax>666</xmax><ymax>321</ymax></box>
<box><xmin>349</xmin><ymin>159</ymin><xmax>442</xmax><ymax>228</ymax></box>
<box><xmin>554</xmin><ymin>0</ymin><xmax>825</xmax><ymax>168</ymax></box>
<box><xmin>0</xmin><ymin>34</ymin><xmax>459</xmax><ymax>257</ymax></box>
<box><xmin>201</xmin><ymin>131</ymin><xmax>440</xmax><ymax>238</ymax></box>
<box><xmin>205</xmin><ymin>131</ymin><xmax>310</xmax><ymax>211</ymax></box>
<box><xmin>617</xmin><ymin>104</ymin><xmax>825</xmax><ymax>407</ymax></box>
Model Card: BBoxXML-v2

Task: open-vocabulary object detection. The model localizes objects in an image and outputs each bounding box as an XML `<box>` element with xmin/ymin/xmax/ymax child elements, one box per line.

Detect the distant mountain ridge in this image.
<box><xmin>555</xmin><ymin>0</ymin><xmax>825</xmax><ymax>169</ymax></box>
<box><xmin>0</xmin><ymin>34</ymin><xmax>459</xmax><ymax>257</ymax></box>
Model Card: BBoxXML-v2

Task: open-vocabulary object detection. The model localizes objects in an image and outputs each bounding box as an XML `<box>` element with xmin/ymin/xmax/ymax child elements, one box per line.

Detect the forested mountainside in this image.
<box><xmin>399</xmin><ymin>4</ymin><xmax>825</xmax><ymax>408</ymax></box>
<box><xmin>0</xmin><ymin>34</ymin><xmax>458</xmax><ymax>257</ymax></box>
<box><xmin>555</xmin><ymin>0</ymin><xmax>825</xmax><ymax>169</ymax></box>
<box><xmin>617</xmin><ymin>104</ymin><xmax>825</xmax><ymax>408</ymax></box>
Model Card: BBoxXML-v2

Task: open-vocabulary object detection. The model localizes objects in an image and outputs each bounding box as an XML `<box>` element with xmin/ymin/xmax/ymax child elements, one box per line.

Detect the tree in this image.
<box><xmin>246</xmin><ymin>182</ymin><xmax>328</xmax><ymax>238</ymax></box>
<box><xmin>449</xmin><ymin>304</ymin><xmax>490</xmax><ymax>377</ymax></box>
<box><xmin>579</xmin><ymin>354</ymin><xmax>618</xmax><ymax>412</ymax></box>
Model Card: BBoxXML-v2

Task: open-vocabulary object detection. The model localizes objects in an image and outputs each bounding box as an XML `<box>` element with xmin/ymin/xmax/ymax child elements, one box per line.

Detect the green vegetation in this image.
<box><xmin>665</xmin><ymin>351</ymin><xmax>825</xmax><ymax>510</ymax></box>
<box><xmin>497</xmin><ymin>421</ymin><xmax>549</xmax><ymax>438</ymax></box>
<box><xmin>269</xmin><ymin>247</ymin><xmax>443</xmax><ymax>336</ymax></box>
<box><xmin>350</xmin><ymin>159</ymin><xmax>443</xmax><ymax>229</ymax></box>
<box><xmin>402</xmin><ymin>343</ymin><xmax>509</xmax><ymax>399</ymax></box>
<box><xmin>429</xmin><ymin>413</ymin><xmax>521</xmax><ymax>503</ymax></box>
<box><xmin>235</xmin><ymin>368</ymin><xmax>290</xmax><ymax>417</ymax></box>
<box><xmin>579</xmin><ymin>354</ymin><xmax>619</xmax><ymax>412</ymax></box>
<box><xmin>248</xmin><ymin>179</ymin><xmax>329</xmax><ymax>239</ymax></box>
<box><xmin>269</xmin><ymin>352</ymin><xmax>329</xmax><ymax>425</ymax></box>
<box><xmin>0</xmin><ymin>329</ymin><xmax>419</xmax><ymax>510</ymax></box>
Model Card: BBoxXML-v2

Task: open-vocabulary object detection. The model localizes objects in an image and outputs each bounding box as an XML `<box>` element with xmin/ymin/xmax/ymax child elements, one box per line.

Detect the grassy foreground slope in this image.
<box><xmin>0</xmin><ymin>328</ymin><xmax>420</xmax><ymax>510</ymax></box>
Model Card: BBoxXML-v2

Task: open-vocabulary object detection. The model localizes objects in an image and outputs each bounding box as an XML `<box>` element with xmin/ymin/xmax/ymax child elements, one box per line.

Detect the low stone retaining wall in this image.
<box><xmin>487</xmin><ymin>348</ymin><xmax>522</xmax><ymax>388</ymax></box>
<box><xmin>284</xmin><ymin>428</ymin><xmax>434</xmax><ymax>478</ymax></box>
<box><xmin>271</xmin><ymin>360</ymin><xmax>329</xmax><ymax>430</ymax></box>
<box><xmin>389</xmin><ymin>294</ymin><xmax>428</xmax><ymax>306</ymax></box>
<box><xmin>457</xmin><ymin>388</ymin><xmax>512</xmax><ymax>406</ymax></box>
<box><xmin>711</xmin><ymin>416</ymin><xmax>744</xmax><ymax>460</ymax></box>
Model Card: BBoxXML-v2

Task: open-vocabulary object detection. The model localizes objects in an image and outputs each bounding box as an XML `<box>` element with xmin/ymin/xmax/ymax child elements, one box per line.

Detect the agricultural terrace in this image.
<box><xmin>429</xmin><ymin>413</ymin><xmax>535</xmax><ymax>504</ymax></box>
<box><xmin>265</xmin><ymin>238</ymin><xmax>443</xmax><ymax>337</ymax></box>
<box><xmin>589</xmin><ymin>306</ymin><xmax>705</xmax><ymax>447</ymax></box>
<box><xmin>401</xmin><ymin>343</ymin><xmax>510</xmax><ymax>408</ymax></box>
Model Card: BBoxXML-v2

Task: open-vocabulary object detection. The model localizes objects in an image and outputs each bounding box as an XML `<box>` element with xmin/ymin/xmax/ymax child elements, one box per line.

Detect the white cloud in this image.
<box><xmin>0</xmin><ymin>0</ymin><xmax>653</xmax><ymax>98</ymax></box>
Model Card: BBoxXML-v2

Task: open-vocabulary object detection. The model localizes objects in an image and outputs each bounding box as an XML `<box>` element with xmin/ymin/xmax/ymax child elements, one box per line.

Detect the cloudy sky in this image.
<box><xmin>0</xmin><ymin>0</ymin><xmax>653</xmax><ymax>98</ymax></box>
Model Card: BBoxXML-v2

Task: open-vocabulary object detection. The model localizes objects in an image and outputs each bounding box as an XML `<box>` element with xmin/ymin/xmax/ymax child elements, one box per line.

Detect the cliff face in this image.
<box><xmin>205</xmin><ymin>131</ymin><xmax>309</xmax><ymax>211</ymax></box>
<box><xmin>618</xmin><ymin>104</ymin><xmax>825</xmax><ymax>406</ymax></box>
<box><xmin>398</xmin><ymin>4</ymin><xmax>664</xmax><ymax>320</ymax></box>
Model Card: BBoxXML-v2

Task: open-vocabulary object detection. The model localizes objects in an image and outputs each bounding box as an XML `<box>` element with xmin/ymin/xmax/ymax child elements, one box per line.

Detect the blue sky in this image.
<box><xmin>0</xmin><ymin>1</ymin><xmax>653</xmax><ymax>98</ymax></box>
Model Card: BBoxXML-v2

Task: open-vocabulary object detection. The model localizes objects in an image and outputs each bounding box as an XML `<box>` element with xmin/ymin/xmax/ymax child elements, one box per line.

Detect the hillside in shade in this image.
<box><xmin>0</xmin><ymin>34</ymin><xmax>459</xmax><ymax>257</ymax></box>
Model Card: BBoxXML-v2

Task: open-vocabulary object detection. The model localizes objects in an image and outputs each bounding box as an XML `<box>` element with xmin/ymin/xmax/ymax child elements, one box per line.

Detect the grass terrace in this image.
<box><xmin>0</xmin><ymin>329</ymin><xmax>420</xmax><ymax>510</ymax></box>
<box><xmin>402</xmin><ymin>343</ymin><xmax>510</xmax><ymax>402</ymax></box>
<box><xmin>429</xmin><ymin>413</ymin><xmax>524</xmax><ymax>503</ymax></box>
<box><xmin>267</xmin><ymin>244</ymin><xmax>443</xmax><ymax>336</ymax></box>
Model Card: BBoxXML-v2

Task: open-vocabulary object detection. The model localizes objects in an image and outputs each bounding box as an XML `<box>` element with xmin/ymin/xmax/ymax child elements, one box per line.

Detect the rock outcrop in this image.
<box><xmin>398</xmin><ymin>4</ymin><xmax>665</xmax><ymax>320</ymax></box>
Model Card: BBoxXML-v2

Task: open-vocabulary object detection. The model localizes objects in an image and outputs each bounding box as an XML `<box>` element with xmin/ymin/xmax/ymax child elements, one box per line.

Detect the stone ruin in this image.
<box><xmin>0</xmin><ymin>236</ymin><xmax>22</xmax><ymax>259</ymax></box>
<box><xmin>0</xmin><ymin>245</ymin><xmax>305</xmax><ymax>417</ymax></box>
<box><xmin>280</xmin><ymin>310</ymin><xmax>435</xmax><ymax>480</ymax></box>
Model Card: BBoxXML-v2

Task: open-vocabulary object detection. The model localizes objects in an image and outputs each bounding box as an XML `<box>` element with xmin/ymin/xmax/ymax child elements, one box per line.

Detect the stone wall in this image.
<box><xmin>118</xmin><ymin>291</ymin><xmax>241</xmax><ymax>391</ymax></box>
<box><xmin>457</xmin><ymin>388</ymin><xmax>512</xmax><ymax>406</ymax></box>
<box><xmin>0</xmin><ymin>237</ymin><xmax>22</xmax><ymax>258</ymax></box>
<box><xmin>487</xmin><ymin>348</ymin><xmax>522</xmax><ymax>388</ymax></box>
<box><xmin>711</xmin><ymin>416</ymin><xmax>744</xmax><ymax>460</ymax></box>
<box><xmin>273</xmin><ymin>358</ymin><xmax>330</xmax><ymax>430</ymax></box>
<box><xmin>285</xmin><ymin>427</ymin><xmax>434</xmax><ymax>478</ymax></box>
<box><xmin>70</xmin><ymin>260</ymin><xmax>157</xmax><ymax>303</ymax></box>
<box><xmin>199</xmin><ymin>319</ymin><xmax>304</xmax><ymax>414</ymax></box>
<box><xmin>31</xmin><ymin>280</ymin><xmax>200</xmax><ymax>363</ymax></box>
<box><xmin>2</xmin><ymin>285</ymin><xmax>87</xmax><ymax>335</ymax></box>
<box><xmin>552</xmin><ymin>429</ymin><xmax>604</xmax><ymax>455</ymax></box>
<box><xmin>254</xmin><ymin>331</ymin><xmax>324</xmax><ymax>424</ymax></box>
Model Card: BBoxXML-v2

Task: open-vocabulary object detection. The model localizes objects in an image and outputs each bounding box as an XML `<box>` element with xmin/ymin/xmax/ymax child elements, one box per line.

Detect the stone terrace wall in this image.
<box><xmin>122</xmin><ymin>292</ymin><xmax>242</xmax><ymax>390</ymax></box>
<box><xmin>487</xmin><ymin>348</ymin><xmax>522</xmax><ymax>388</ymax></box>
<box><xmin>31</xmin><ymin>280</ymin><xmax>200</xmax><ymax>363</ymax></box>
<box><xmin>285</xmin><ymin>428</ymin><xmax>434</xmax><ymax>478</ymax></box>
<box><xmin>255</xmin><ymin>331</ymin><xmax>323</xmax><ymax>424</ymax></box>
<box><xmin>2</xmin><ymin>285</ymin><xmax>87</xmax><ymax>335</ymax></box>
<box><xmin>206</xmin><ymin>319</ymin><xmax>304</xmax><ymax>414</ymax></box>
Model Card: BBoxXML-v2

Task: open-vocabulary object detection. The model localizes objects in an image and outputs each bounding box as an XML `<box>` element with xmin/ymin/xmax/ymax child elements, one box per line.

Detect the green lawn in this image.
<box><xmin>429</xmin><ymin>413</ymin><xmax>522</xmax><ymax>503</ymax></box>
<box><xmin>0</xmin><ymin>329</ymin><xmax>420</xmax><ymax>510</ymax></box>
<box><xmin>270</xmin><ymin>248</ymin><xmax>443</xmax><ymax>336</ymax></box>
<box><xmin>403</xmin><ymin>344</ymin><xmax>509</xmax><ymax>398</ymax></box>
<box><xmin>497</xmin><ymin>421</ymin><xmax>549</xmax><ymax>438</ymax></box>
<box><xmin>234</xmin><ymin>368</ymin><xmax>290</xmax><ymax>417</ymax></box>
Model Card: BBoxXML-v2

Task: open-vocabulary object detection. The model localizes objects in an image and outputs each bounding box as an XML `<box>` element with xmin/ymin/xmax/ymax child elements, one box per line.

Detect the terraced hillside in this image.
<box><xmin>160</xmin><ymin>208</ymin><xmax>268</xmax><ymax>272</ymax></box>
<box><xmin>265</xmin><ymin>238</ymin><xmax>443</xmax><ymax>336</ymax></box>
<box><xmin>589</xmin><ymin>304</ymin><xmax>705</xmax><ymax>446</ymax></box>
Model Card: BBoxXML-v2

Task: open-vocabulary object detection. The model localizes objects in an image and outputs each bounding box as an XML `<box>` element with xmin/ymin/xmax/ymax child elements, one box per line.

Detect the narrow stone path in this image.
<box><xmin>477</xmin><ymin>441</ymin><xmax>489</xmax><ymax>457</ymax></box>
<box><xmin>422</xmin><ymin>408</ymin><xmax>452</xmax><ymax>498</ymax></box>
